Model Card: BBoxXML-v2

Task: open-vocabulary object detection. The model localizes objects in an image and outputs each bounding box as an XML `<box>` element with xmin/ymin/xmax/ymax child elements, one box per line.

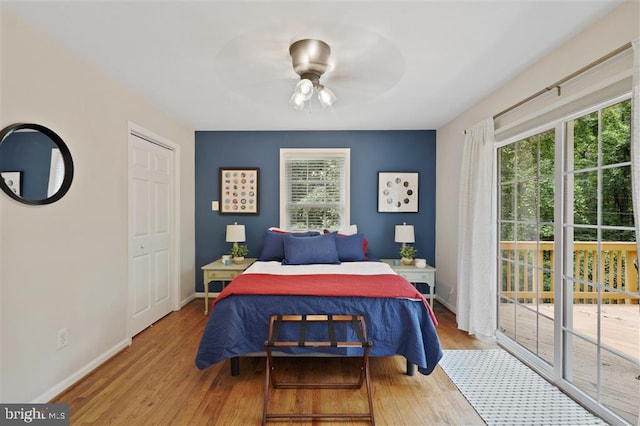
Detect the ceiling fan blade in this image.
<box><xmin>213</xmin><ymin>23</ymin><xmax>405</xmax><ymax>107</ymax></box>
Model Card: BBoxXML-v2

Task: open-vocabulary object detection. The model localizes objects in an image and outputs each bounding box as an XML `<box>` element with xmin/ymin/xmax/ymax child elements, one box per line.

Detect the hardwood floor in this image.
<box><xmin>52</xmin><ymin>299</ymin><xmax>495</xmax><ymax>425</ymax></box>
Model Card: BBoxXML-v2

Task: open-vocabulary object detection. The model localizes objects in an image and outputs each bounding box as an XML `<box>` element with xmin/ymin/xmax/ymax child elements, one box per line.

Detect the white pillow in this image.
<box><xmin>269</xmin><ymin>225</ymin><xmax>358</xmax><ymax>235</ymax></box>
<box><xmin>338</xmin><ymin>224</ymin><xmax>358</xmax><ymax>235</ymax></box>
<box><xmin>268</xmin><ymin>226</ymin><xmax>320</xmax><ymax>233</ymax></box>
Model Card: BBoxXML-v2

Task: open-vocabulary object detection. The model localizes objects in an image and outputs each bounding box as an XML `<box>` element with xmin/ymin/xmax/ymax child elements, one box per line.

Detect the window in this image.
<box><xmin>280</xmin><ymin>148</ymin><xmax>350</xmax><ymax>231</ymax></box>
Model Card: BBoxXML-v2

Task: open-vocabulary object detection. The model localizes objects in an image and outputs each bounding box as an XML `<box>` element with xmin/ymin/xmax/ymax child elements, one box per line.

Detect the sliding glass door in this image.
<box><xmin>497</xmin><ymin>96</ymin><xmax>639</xmax><ymax>425</ymax></box>
<box><xmin>497</xmin><ymin>128</ymin><xmax>556</xmax><ymax>366</ymax></box>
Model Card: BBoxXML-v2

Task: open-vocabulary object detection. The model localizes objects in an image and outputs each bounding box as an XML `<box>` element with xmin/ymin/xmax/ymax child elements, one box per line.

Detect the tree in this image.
<box><xmin>498</xmin><ymin>98</ymin><xmax>633</xmax><ymax>242</ymax></box>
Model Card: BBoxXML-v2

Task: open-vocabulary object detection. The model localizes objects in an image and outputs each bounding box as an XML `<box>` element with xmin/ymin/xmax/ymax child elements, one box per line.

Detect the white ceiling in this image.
<box><xmin>2</xmin><ymin>1</ymin><xmax>623</xmax><ymax>131</ymax></box>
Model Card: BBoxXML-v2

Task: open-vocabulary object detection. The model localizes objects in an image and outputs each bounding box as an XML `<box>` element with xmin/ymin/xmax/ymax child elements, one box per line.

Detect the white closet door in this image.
<box><xmin>129</xmin><ymin>133</ymin><xmax>175</xmax><ymax>336</ymax></box>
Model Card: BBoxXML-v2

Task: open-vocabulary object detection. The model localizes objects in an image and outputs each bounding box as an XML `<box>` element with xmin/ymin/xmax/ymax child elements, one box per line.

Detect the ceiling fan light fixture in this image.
<box><xmin>295</xmin><ymin>79</ymin><xmax>314</xmax><ymax>100</ymax></box>
<box><xmin>289</xmin><ymin>39</ymin><xmax>337</xmax><ymax>110</ymax></box>
<box><xmin>317</xmin><ymin>85</ymin><xmax>336</xmax><ymax>108</ymax></box>
<box><xmin>289</xmin><ymin>92</ymin><xmax>307</xmax><ymax>110</ymax></box>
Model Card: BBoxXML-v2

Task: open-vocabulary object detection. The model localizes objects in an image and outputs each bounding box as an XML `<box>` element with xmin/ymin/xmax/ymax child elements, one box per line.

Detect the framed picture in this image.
<box><xmin>378</xmin><ymin>172</ymin><xmax>418</xmax><ymax>213</ymax></box>
<box><xmin>1</xmin><ymin>171</ymin><xmax>22</xmax><ymax>196</ymax></box>
<box><xmin>219</xmin><ymin>168</ymin><xmax>259</xmax><ymax>214</ymax></box>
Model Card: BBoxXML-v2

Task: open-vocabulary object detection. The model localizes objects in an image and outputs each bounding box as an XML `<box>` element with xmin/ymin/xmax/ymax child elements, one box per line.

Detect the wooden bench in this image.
<box><xmin>262</xmin><ymin>314</ymin><xmax>375</xmax><ymax>425</ymax></box>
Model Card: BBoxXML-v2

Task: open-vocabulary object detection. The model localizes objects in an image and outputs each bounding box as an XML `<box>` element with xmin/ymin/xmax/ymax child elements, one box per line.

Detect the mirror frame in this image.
<box><xmin>0</xmin><ymin>123</ymin><xmax>74</xmax><ymax>205</ymax></box>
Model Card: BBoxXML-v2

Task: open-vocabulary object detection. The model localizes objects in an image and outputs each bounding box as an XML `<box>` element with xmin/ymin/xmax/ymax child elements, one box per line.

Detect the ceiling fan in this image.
<box><xmin>213</xmin><ymin>27</ymin><xmax>404</xmax><ymax>110</ymax></box>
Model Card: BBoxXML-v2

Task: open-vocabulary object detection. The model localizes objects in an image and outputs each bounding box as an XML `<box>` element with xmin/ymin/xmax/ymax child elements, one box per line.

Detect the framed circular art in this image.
<box><xmin>377</xmin><ymin>172</ymin><xmax>418</xmax><ymax>212</ymax></box>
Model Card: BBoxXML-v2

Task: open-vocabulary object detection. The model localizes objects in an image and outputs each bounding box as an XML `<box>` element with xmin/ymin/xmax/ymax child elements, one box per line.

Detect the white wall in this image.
<box><xmin>435</xmin><ymin>1</ymin><xmax>639</xmax><ymax>313</ymax></box>
<box><xmin>0</xmin><ymin>11</ymin><xmax>195</xmax><ymax>402</ymax></box>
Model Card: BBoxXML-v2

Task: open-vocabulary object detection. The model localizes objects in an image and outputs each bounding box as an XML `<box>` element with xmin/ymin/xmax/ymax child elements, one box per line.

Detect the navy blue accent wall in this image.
<box><xmin>195</xmin><ymin>130</ymin><xmax>436</xmax><ymax>292</ymax></box>
<box><xmin>0</xmin><ymin>132</ymin><xmax>56</xmax><ymax>200</ymax></box>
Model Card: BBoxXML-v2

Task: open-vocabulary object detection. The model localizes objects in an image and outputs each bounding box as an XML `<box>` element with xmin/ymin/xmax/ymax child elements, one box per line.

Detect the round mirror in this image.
<box><xmin>0</xmin><ymin>123</ymin><xmax>74</xmax><ymax>205</ymax></box>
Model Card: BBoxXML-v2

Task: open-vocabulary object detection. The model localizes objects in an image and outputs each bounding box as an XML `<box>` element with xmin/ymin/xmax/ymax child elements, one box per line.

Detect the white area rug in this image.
<box><xmin>439</xmin><ymin>349</ymin><xmax>607</xmax><ymax>425</ymax></box>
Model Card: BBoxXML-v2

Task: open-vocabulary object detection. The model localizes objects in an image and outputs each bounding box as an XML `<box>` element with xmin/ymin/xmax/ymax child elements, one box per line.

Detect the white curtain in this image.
<box><xmin>632</xmin><ymin>40</ymin><xmax>640</xmax><ymax>273</ymax></box>
<box><xmin>47</xmin><ymin>148</ymin><xmax>64</xmax><ymax>197</ymax></box>
<box><xmin>457</xmin><ymin>118</ymin><xmax>496</xmax><ymax>341</ymax></box>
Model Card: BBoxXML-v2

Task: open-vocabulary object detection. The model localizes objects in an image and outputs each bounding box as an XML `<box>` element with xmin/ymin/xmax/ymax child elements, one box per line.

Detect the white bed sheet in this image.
<box><xmin>243</xmin><ymin>260</ymin><xmax>397</xmax><ymax>276</ymax></box>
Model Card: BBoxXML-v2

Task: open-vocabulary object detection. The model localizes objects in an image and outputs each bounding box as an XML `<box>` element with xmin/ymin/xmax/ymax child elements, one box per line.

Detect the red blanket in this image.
<box><xmin>213</xmin><ymin>273</ymin><xmax>438</xmax><ymax>325</ymax></box>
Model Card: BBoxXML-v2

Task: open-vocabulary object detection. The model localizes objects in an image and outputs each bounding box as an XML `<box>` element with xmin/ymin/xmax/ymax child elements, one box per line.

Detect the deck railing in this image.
<box><xmin>500</xmin><ymin>241</ymin><xmax>639</xmax><ymax>304</ymax></box>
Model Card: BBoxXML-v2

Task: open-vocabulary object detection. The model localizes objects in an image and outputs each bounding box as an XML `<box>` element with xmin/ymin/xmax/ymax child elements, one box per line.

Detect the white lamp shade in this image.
<box><xmin>226</xmin><ymin>223</ymin><xmax>246</xmax><ymax>243</ymax></box>
<box><xmin>394</xmin><ymin>223</ymin><xmax>415</xmax><ymax>243</ymax></box>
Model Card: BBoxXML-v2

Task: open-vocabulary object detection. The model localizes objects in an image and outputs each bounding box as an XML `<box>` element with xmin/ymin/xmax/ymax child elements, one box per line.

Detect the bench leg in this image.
<box><xmin>262</xmin><ymin>355</ymin><xmax>271</xmax><ymax>426</ymax></box>
<box><xmin>363</xmin><ymin>348</ymin><xmax>376</xmax><ymax>425</ymax></box>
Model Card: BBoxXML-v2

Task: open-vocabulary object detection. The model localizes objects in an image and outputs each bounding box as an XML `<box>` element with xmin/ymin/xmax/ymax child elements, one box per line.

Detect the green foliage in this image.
<box><xmin>400</xmin><ymin>245</ymin><xmax>417</xmax><ymax>259</ymax></box>
<box><xmin>229</xmin><ymin>243</ymin><xmax>248</xmax><ymax>258</ymax></box>
<box><xmin>569</xmin><ymin>101</ymin><xmax>632</xmax><ymax>236</ymax></box>
<box><xmin>498</xmin><ymin>99</ymin><xmax>633</xmax><ymax>243</ymax></box>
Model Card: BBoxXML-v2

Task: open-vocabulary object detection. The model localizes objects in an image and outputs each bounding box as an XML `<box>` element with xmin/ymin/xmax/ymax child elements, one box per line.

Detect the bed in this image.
<box><xmin>195</xmin><ymin>230</ymin><xmax>443</xmax><ymax>376</ymax></box>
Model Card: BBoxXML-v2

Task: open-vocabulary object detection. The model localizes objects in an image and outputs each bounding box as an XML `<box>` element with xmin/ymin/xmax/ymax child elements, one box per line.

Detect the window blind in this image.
<box><xmin>280</xmin><ymin>149</ymin><xmax>350</xmax><ymax>230</ymax></box>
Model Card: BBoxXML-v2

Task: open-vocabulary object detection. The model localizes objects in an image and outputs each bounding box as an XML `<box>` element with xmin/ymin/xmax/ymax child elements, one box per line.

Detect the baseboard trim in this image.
<box><xmin>36</xmin><ymin>338</ymin><xmax>131</xmax><ymax>403</ymax></box>
<box><xmin>435</xmin><ymin>295</ymin><xmax>456</xmax><ymax>313</ymax></box>
<box><xmin>195</xmin><ymin>291</ymin><xmax>221</xmax><ymax>298</ymax></box>
<box><xmin>180</xmin><ymin>293</ymin><xmax>196</xmax><ymax>308</ymax></box>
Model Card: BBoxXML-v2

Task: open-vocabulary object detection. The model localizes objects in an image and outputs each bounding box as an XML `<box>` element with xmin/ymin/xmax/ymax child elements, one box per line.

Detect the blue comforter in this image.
<box><xmin>195</xmin><ymin>293</ymin><xmax>442</xmax><ymax>375</ymax></box>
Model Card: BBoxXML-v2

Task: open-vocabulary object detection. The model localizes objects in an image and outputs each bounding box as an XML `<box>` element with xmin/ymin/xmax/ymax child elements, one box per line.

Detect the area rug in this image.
<box><xmin>439</xmin><ymin>349</ymin><xmax>606</xmax><ymax>425</ymax></box>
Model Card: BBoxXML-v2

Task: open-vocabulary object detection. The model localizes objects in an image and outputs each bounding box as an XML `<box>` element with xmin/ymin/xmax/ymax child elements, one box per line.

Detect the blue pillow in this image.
<box><xmin>336</xmin><ymin>233</ymin><xmax>367</xmax><ymax>262</ymax></box>
<box><xmin>258</xmin><ymin>230</ymin><xmax>320</xmax><ymax>261</ymax></box>
<box><xmin>282</xmin><ymin>232</ymin><xmax>340</xmax><ymax>265</ymax></box>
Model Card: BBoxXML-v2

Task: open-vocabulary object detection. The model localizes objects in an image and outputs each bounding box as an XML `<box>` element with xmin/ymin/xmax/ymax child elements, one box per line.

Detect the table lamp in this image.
<box><xmin>394</xmin><ymin>222</ymin><xmax>415</xmax><ymax>248</ymax></box>
<box><xmin>395</xmin><ymin>222</ymin><xmax>416</xmax><ymax>264</ymax></box>
<box><xmin>226</xmin><ymin>222</ymin><xmax>246</xmax><ymax>258</ymax></box>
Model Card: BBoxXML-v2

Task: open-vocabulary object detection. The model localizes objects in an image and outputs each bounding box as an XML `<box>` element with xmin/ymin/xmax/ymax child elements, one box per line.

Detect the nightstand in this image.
<box><xmin>201</xmin><ymin>257</ymin><xmax>256</xmax><ymax>315</ymax></box>
<box><xmin>381</xmin><ymin>259</ymin><xmax>436</xmax><ymax>307</ymax></box>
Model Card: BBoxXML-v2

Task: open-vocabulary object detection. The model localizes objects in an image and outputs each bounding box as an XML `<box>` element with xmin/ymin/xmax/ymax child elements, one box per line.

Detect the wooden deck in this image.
<box><xmin>499</xmin><ymin>302</ymin><xmax>639</xmax><ymax>424</ymax></box>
